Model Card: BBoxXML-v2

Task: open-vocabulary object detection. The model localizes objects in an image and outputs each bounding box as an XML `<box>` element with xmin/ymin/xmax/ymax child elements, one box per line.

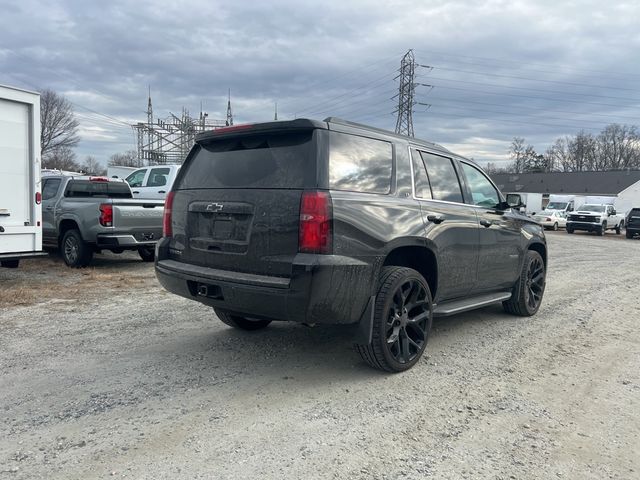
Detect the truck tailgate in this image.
<box><xmin>112</xmin><ymin>199</ymin><xmax>165</xmax><ymax>230</ymax></box>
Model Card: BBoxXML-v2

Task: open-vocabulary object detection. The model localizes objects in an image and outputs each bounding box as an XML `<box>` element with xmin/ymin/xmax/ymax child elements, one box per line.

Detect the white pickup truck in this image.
<box><xmin>566</xmin><ymin>204</ymin><xmax>625</xmax><ymax>236</ymax></box>
<box><xmin>124</xmin><ymin>165</ymin><xmax>181</xmax><ymax>200</ymax></box>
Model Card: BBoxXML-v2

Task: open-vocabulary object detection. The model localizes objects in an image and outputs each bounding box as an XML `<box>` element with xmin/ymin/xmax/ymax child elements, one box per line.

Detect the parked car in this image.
<box><xmin>532</xmin><ymin>210</ymin><xmax>567</xmax><ymax>231</ymax></box>
<box><xmin>125</xmin><ymin>165</ymin><xmax>181</xmax><ymax>200</ymax></box>
<box><xmin>626</xmin><ymin>208</ymin><xmax>640</xmax><ymax>239</ymax></box>
<box><xmin>41</xmin><ymin>174</ymin><xmax>165</xmax><ymax>267</ymax></box>
<box><xmin>155</xmin><ymin>118</ymin><xmax>548</xmax><ymax>372</ymax></box>
<box><xmin>566</xmin><ymin>204</ymin><xmax>625</xmax><ymax>236</ymax></box>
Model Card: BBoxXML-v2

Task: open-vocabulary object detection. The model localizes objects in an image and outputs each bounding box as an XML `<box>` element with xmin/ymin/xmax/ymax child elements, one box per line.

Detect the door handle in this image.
<box><xmin>158</xmin><ymin>190</ymin><xmax>166</xmax><ymax>194</ymax></box>
<box><xmin>480</xmin><ymin>219</ymin><xmax>493</xmax><ymax>228</ymax></box>
<box><xmin>133</xmin><ymin>191</ymin><xmax>140</xmax><ymax>194</ymax></box>
<box><xmin>427</xmin><ymin>214</ymin><xmax>445</xmax><ymax>224</ymax></box>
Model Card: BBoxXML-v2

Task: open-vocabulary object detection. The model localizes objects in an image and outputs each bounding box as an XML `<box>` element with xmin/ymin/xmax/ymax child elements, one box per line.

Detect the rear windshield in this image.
<box><xmin>178</xmin><ymin>132</ymin><xmax>312</xmax><ymax>189</ymax></box>
<box><xmin>65</xmin><ymin>180</ymin><xmax>132</xmax><ymax>198</ymax></box>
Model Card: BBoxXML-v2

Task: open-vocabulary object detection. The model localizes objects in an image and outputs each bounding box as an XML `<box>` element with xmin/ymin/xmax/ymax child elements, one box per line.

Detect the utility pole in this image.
<box><xmin>395</xmin><ymin>50</ymin><xmax>416</xmax><ymax>137</ymax></box>
<box><xmin>274</xmin><ymin>102</ymin><xmax>278</xmax><ymax>121</ymax></box>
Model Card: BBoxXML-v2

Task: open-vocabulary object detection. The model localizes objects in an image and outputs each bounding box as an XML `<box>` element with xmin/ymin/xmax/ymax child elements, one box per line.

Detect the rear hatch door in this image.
<box><xmin>171</xmin><ymin>127</ymin><xmax>319</xmax><ymax>278</ymax></box>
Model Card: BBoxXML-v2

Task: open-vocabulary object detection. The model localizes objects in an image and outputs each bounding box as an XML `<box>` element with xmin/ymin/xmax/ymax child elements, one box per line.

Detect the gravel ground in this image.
<box><xmin>1</xmin><ymin>232</ymin><xmax>639</xmax><ymax>479</ymax></box>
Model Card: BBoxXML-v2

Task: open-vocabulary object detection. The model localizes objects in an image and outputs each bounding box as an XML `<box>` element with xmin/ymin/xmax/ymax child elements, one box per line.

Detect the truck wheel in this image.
<box><xmin>213</xmin><ymin>308</ymin><xmax>272</xmax><ymax>331</ymax></box>
<box><xmin>567</xmin><ymin>226</ymin><xmax>574</xmax><ymax>234</ymax></box>
<box><xmin>502</xmin><ymin>250</ymin><xmax>546</xmax><ymax>317</ymax></box>
<box><xmin>598</xmin><ymin>222</ymin><xmax>606</xmax><ymax>236</ymax></box>
<box><xmin>355</xmin><ymin>267</ymin><xmax>433</xmax><ymax>373</ymax></box>
<box><xmin>0</xmin><ymin>260</ymin><xmax>19</xmax><ymax>268</ymax></box>
<box><xmin>615</xmin><ymin>221</ymin><xmax>622</xmax><ymax>235</ymax></box>
<box><xmin>61</xmin><ymin>229</ymin><xmax>93</xmax><ymax>268</ymax></box>
<box><xmin>138</xmin><ymin>246</ymin><xmax>155</xmax><ymax>262</ymax></box>
<box><xmin>627</xmin><ymin>230</ymin><xmax>633</xmax><ymax>239</ymax></box>
<box><xmin>553</xmin><ymin>222</ymin><xmax>558</xmax><ymax>231</ymax></box>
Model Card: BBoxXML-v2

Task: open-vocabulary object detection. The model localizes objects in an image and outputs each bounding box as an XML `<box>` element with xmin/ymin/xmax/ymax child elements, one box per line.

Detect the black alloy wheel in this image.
<box><xmin>356</xmin><ymin>267</ymin><xmax>433</xmax><ymax>372</ymax></box>
<box><xmin>503</xmin><ymin>250</ymin><xmax>546</xmax><ymax>316</ymax></box>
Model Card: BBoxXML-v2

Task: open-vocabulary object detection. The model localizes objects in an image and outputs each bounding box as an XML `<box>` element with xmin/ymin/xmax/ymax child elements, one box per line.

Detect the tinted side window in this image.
<box><xmin>329</xmin><ymin>132</ymin><xmax>392</xmax><ymax>194</ymax></box>
<box><xmin>146</xmin><ymin>168</ymin><xmax>170</xmax><ymax>187</ymax></box>
<box><xmin>410</xmin><ymin>149</ymin><xmax>431</xmax><ymax>199</ymax></box>
<box><xmin>420</xmin><ymin>152</ymin><xmax>463</xmax><ymax>203</ymax></box>
<box><xmin>460</xmin><ymin>162</ymin><xmax>499</xmax><ymax>208</ymax></box>
<box><xmin>42</xmin><ymin>178</ymin><xmax>61</xmax><ymax>200</ymax></box>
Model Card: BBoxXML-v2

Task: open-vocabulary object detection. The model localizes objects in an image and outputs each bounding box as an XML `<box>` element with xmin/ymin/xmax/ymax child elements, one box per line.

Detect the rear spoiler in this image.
<box><xmin>195</xmin><ymin>118</ymin><xmax>327</xmax><ymax>143</ymax></box>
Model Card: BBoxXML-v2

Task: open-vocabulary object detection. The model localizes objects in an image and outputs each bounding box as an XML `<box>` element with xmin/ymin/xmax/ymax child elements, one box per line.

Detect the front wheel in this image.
<box><xmin>355</xmin><ymin>266</ymin><xmax>433</xmax><ymax>373</ymax></box>
<box><xmin>627</xmin><ymin>230</ymin><xmax>633</xmax><ymax>239</ymax></box>
<box><xmin>615</xmin><ymin>221</ymin><xmax>623</xmax><ymax>235</ymax></box>
<box><xmin>598</xmin><ymin>222</ymin><xmax>606</xmax><ymax>236</ymax></box>
<box><xmin>503</xmin><ymin>250</ymin><xmax>546</xmax><ymax>316</ymax></box>
<box><xmin>553</xmin><ymin>222</ymin><xmax>558</xmax><ymax>231</ymax></box>
<box><xmin>214</xmin><ymin>308</ymin><xmax>272</xmax><ymax>331</ymax></box>
<box><xmin>138</xmin><ymin>246</ymin><xmax>155</xmax><ymax>262</ymax></box>
<box><xmin>567</xmin><ymin>226</ymin><xmax>574</xmax><ymax>234</ymax></box>
<box><xmin>61</xmin><ymin>229</ymin><xmax>93</xmax><ymax>267</ymax></box>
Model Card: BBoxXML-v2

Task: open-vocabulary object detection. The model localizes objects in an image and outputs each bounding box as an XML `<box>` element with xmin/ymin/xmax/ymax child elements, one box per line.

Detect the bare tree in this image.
<box><xmin>108</xmin><ymin>150</ymin><xmax>142</xmax><ymax>168</ymax></box>
<box><xmin>596</xmin><ymin>124</ymin><xmax>640</xmax><ymax>171</ymax></box>
<box><xmin>81</xmin><ymin>155</ymin><xmax>107</xmax><ymax>175</ymax></box>
<box><xmin>40</xmin><ymin>89</ymin><xmax>80</xmax><ymax>161</ymax></box>
<box><xmin>42</xmin><ymin>146</ymin><xmax>80</xmax><ymax>171</ymax></box>
<box><xmin>508</xmin><ymin>137</ymin><xmax>527</xmax><ymax>173</ymax></box>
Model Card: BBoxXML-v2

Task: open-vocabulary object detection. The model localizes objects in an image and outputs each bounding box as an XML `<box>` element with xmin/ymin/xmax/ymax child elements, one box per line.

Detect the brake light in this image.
<box><xmin>212</xmin><ymin>124</ymin><xmax>253</xmax><ymax>134</ymax></box>
<box><xmin>35</xmin><ymin>191</ymin><xmax>42</xmax><ymax>204</ymax></box>
<box><xmin>163</xmin><ymin>191</ymin><xmax>175</xmax><ymax>237</ymax></box>
<box><xmin>90</xmin><ymin>176</ymin><xmax>109</xmax><ymax>182</ymax></box>
<box><xmin>99</xmin><ymin>204</ymin><xmax>113</xmax><ymax>227</ymax></box>
<box><xmin>299</xmin><ymin>191</ymin><xmax>332</xmax><ymax>254</ymax></box>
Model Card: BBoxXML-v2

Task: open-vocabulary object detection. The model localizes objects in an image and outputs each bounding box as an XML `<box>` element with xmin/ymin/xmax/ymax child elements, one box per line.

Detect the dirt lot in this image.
<box><xmin>1</xmin><ymin>232</ymin><xmax>639</xmax><ymax>479</ymax></box>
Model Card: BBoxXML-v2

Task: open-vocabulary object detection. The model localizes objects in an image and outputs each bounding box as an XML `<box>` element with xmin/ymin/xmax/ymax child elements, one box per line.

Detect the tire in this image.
<box><xmin>0</xmin><ymin>259</ymin><xmax>19</xmax><ymax>268</ymax></box>
<box><xmin>615</xmin><ymin>221</ymin><xmax>622</xmax><ymax>235</ymax></box>
<box><xmin>567</xmin><ymin>226</ymin><xmax>574</xmax><ymax>234</ymax></box>
<box><xmin>61</xmin><ymin>229</ymin><xmax>93</xmax><ymax>268</ymax></box>
<box><xmin>553</xmin><ymin>222</ymin><xmax>558</xmax><ymax>231</ymax></box>
<box><xmin>214</xmin><ymin>308</ymin><xmax>272</xmax><ymax>331</ymax></box>
<box><xmin>502</xmin><ymin>250</ymin><xmax>546</xmax><ymax>317</ymax></box>
<box><xmin>598</xmin><ymin>222</ymin><xmax>606</xmax><ymax>236</ymax></box>
<box><xmin>355</xmin><ymin>267</ymin><xmax>433</xmax><ymax>373</ymax></box>
<box><xmin>627</xmin><ymin>230</ymin><xmax>633</xmax><ymax>239</ymax></box>
<box><xmin>138</xmin><ymin>246</ymin><xmax>155</xmax><ymax>262</ymax></box>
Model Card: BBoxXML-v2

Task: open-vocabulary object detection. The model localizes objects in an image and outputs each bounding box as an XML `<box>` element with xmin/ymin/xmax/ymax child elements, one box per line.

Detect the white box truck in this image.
<box><xmin>0</xmin><ymin>84</ymin><xmax>46</xmax><ymax>268</ymax></box>
<box><xmin>544</xmin><ymin>194</ymin><xmax>586</xmax><ymax>214</ymax></box>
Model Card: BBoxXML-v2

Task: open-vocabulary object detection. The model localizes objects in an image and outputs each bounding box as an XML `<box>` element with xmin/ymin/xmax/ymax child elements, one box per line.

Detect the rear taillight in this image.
<box><xmin>163</xmin><ymin>191</ymin><xmax>175</xmax><ymax>237</ymax></box>
<box><xmin>99</xmin><ymin>204</ymin><xmax>113</xmax><ymax>227</ymax></box>
<box><xmin>35</xmin><ymin>192</ymin><xmax>42</xmax><ymax>204</ymax></box>
<box><xmin>299</xmin><ymin>191</ymin><xmax>332</xmax><ymax>254</ymax></box>
<box><xmin>90</xmin><ymin>176</ymin><xmax>109</xmax><ymax>182</ymax></box>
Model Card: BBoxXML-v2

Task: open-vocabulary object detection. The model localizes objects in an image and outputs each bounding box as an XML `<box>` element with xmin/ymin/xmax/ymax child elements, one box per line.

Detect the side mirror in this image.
<box><xmin>506</xmin><ymin>193</ymin><xmax>524</xmax><ymax>208</ymax></box>
<box><xmin>611</xmin><ymin>209</ymin><xmax>616</xmax><ymax>215</ymax></box>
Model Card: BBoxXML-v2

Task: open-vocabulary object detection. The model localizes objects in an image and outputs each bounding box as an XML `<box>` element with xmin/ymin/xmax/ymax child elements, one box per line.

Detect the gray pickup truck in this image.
<box><xmin>41</xmin><ymin>175</ymin><xmax>164</xmax><ymax>267</ymax></box>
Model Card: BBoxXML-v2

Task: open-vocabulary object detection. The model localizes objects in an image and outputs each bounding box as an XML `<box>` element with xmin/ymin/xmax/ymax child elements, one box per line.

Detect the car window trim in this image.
<box><xmin>409</xmin><ymin>147</ymin><xmax>469</xmax><ymax>206</ymax></box>
<box><xmin>456</xmin><ymin>160</ymin><xmax>503</xmax><ymax>209</ymax></box>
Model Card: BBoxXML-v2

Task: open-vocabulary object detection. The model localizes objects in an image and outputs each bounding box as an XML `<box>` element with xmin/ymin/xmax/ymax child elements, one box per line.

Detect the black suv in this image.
<box><xmin>156</xmin><ymin>118</ymin><xmax>547</xmax><ymax>372</ymax></box>
<box><xmin>626</xmin><ymin>208</ymin><xmax>640</xmax><ymax>238</ymax></box>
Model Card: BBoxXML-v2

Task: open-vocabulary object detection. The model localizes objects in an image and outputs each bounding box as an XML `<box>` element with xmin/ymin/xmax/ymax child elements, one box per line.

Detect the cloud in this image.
<box><xmin>1</xmin><ymin>0</ymin><xmax>639</xmax><ymax>167</ymax></box>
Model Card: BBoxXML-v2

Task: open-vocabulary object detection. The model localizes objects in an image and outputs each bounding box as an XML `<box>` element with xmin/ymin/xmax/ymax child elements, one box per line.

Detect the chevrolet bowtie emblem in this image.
<box><xmin>206</xmin><ymin>203</ymin><xmax>223</xmax><ymax>212</ymax></box>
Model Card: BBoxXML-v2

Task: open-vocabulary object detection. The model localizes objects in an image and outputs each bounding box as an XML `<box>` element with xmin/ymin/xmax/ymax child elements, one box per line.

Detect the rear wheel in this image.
<box><xmin>61</xmin><ymin>229</ymin><xmax>93</xmax><ymax>268</ymax></box>
<box><xmin>0</xmin><ymin>259</ymin><xmax>19</xmax><ymax>268</ymax></box>
<box><xmin>138</xmin><ymin>246</ymin><xmax>155</xmax><ymax>262</ymax></box>
<box><xmin>627</xmin><ymin>230</ymin><xmax>633</xmax><ymax>239</ymax></box>
<box><xmin>214</xmin><ymin>308</ymin><xmax>272</xmax><ymax>331</ymax></box>
<box><xmin>552</xmin><ymin>222</ymin><xmax>558</xmax><ymax>231</ymax></box>
<box><xmin>503</xmin><ymin>250</ymin><xmax>546</xmax><ymax>316</ymax></box>
<box><xmin>355</xmin><ymin>267</ymin><xmax>433</xmax><ymax>373</ymax></box>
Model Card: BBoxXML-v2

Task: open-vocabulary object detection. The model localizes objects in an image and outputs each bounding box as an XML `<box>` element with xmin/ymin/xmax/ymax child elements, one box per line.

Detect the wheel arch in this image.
<box><xmin>527</xmin><ymin>241</ymin><xmax>547</xmax><ymax>268</ymax></box>
<box><xmin>381</xmin><ymin>243</ymin><xmax>438</xmax><ymax>300</ymax></box>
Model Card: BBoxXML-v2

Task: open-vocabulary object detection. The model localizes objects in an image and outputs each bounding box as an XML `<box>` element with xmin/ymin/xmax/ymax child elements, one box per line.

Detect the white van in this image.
<box><xmin>125</xmin><ymin>165</ymin><xmax>181</xmax><ymax>200</ymax></box>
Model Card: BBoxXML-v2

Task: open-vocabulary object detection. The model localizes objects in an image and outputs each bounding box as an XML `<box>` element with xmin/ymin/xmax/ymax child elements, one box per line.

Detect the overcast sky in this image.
<box><xmin>1</xmin><ymin>0</ymin><xmax>639</xmax><ymax>167</ymax></box>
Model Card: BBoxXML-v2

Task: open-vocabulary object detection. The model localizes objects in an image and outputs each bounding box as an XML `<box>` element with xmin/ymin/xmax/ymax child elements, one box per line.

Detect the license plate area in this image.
<box><xmin>188</xmin><ymin>201</ymin><xmax>254</xmax><ymax>254</ymax></box>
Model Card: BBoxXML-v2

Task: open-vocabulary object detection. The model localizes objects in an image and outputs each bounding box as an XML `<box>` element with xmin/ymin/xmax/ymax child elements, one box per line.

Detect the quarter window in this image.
<box><xmin>329</xmin><ymin>132</ymin><xmax>392</xmax><ymax>194</ymax></box>
<box><xmin>460</xmin><ymin>162</ymin><xmax>500</xmax><ymax>208</ymax></box>
<box><xmin>420</xmin><ymin>152</ymin><xmax>464</xmax><ymax>203</ymax></box>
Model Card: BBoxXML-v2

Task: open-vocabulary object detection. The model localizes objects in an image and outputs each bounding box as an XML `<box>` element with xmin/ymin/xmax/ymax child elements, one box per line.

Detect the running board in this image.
<box><xmin>433</xmin><ymin>292</ymin><xmax>512</xmax><ymax>317</ymax></box>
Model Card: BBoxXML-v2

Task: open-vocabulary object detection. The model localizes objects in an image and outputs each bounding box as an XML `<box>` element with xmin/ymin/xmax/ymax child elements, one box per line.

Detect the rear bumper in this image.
<box><xmin>96</xmin><ymin>234</ymin><xmax>158</xmax><ymax>249</ymax></box>
<box><xmin>154</xmin><ymin>240</ymin><xmax>375</xmax><ymax>325</ymax></box>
